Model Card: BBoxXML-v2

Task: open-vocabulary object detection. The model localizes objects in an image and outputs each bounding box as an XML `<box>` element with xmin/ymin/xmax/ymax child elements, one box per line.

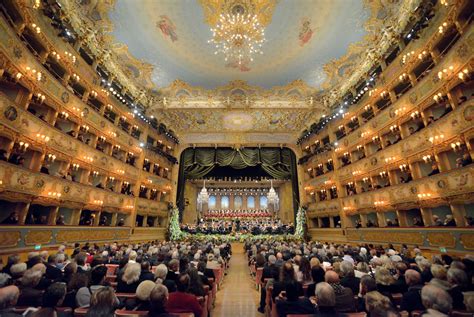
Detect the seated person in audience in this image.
<box><xmin>166</xmin><ymin>273</ymin><xmax>202</xmax><ymax>317</ymax></box>
<box><xmin>447</xmin><ymin>268</ymin><xmax>468</xmax><ymax>310</ymax></box>
<box><xmin>375</xmin><ymin>267</ymin><xmax>397</xmax><ymax>297</ymax></box>
<box><xmin>312</xmin><ymin>282</ymin><xmax>338</xmax><ymax>317</ymax></box>
<box><xmin>66</xmin><ymin>130</ymin><xmax>77</xmax><ymax>138</ymax></box>
<box><xmin>432</xmin><ymin>215</ymin><xmax>443</xmax><ymax>226</ymax></box>
<box><xmin>340</xmin><ymin>261</ymin><xmax>360</xmax><ymax>295</ymax></box>
<box><xmin>429</xmin><ymin>264</ymin><xmax>450</xmax><ymax>291</ymax></box>
<box><xmin>56</xmin><ymin>215</ymin><xmax>65</xmax><ymax>225</ymax></box>
<box><xmin>385</xmin><ymin>140</ymin><xmax>392</xmax><ymax>147</ymax></box>
<box><xmin>393</xmin><ymin>133</ymin><xmax>402</xmax><ymax>144</ymax></box>
<box><xmin>365</xmin><ymin>291</ymin><xmax>395</xmax><ymax>317</ymax></box>
<box><xmin>139</xmin><ymin>262</ymin><xmax>154</xmax><ymax>283</ymax></box>
<box><xmin>117</xmin><ymin>218</ymin><xmax>125</xmax><ymax>226</ymax></box>
<box><xmin>443</xmin><ymin>215</ymin><xmax>456</xmax><ymax>227</ymax></box>
<box><xmin>325</xmin><ymin>270</ymin><xmax>355</xmax><ymax>312</ymax></box>
<box><xmin>9</xmin><ymin>263</ymin><xmax>27</xmax><ymax>281</ymax></box>
<box><xmin>45</xmin><ymin>255</ymin><xmax>63</xmax><ymax>282</ymax></box>
<box><xmin>428</xmin><ymin>163</ymin><xmax>440</xmax><ymax>176</ymax></box>
<box><xmin>17</xmin><ymin>269</ymin><xmax>44</xmax><ymax>307</ymax></box>
<box><xmin>117</xmin><ymin>263</ymin><xmax>141</xmax><ymax>293</ymax></box>
<box><xmin>400</xmin><ymin>269</ymin><xmax>425</xmax><ymax>312</ymax></box>
<box><xmin>427</xmin><ymin>116</ymin><xmax>436</xmax><ymax>125</ymax></box>
<box><xmin>272</xmin><ymin>262</ymin><xmax>303</xmax><ymax>301</ymax></box>
<box><xmin>0</xmin><ymin>149</ymin><xmax>8</xmax><ymax>161</ymax></box>
<box><xmin>149</xmin><ymin>284</ymin><xmax>176</xmax><ymax>317</ymax></box>
<box><xmin>84</xmin><ymin>286</ymin><xmax>117</xmax><ymax>317</ymax></box>
<box><xmin>421</xmin><ymin>284</ymin><xmax>452</xmax><ymax>317</ymax></box>
<box><xmin>29</xmin><ymin>282</ymin><xmax>69</xmax><ymax>317</ymax></box>
<box><xmin>465</xmin><ymin>216</ymin><xmax>474</xmax><ymax>226</ymax></box>
<box><xmin>154</xmin><ymin>264</ymin><xmax>176</xmax><ymax>293</ymax></box>
<box><xmin>75</xmin><ymin>265</ymin><xmax>108</xmax><ymax>307</ymax></box>
<box><xmin>124</xmin><ymin>280</ymin><xmax>155</xmax><ymax>311</ymax></box>
<box><xmin>2</xmin><ymin>212</ymin><xmax>18</xmax><ymax>225</ymax></box>
<box><xmin>275</xmin><ymin>281</ymin><xmax>316</xmax><ymax>317</ymax></box>
<box><xmin>461</xmin><ymin>152</ymin><xmax>473</xmax><ymax>167</ymax></box>
<box><xmin>408</xmin><ymin>126</ymin><xmax>416</xmax><ymax>135</ymax></box>
<box><xmin>441</xmin><ymin>103</ymin><xmax>453</xmax><ymax>117</ymax></box>
<box><xmin>98</xmin><ymin>216</ymin><xmax>107</xmax><ymax>226</ymax></box>
<box><xmin>356</xmin><ymin>275</ymin><xmax>377</xmax><ymax>312</ymax></box>
<box><xmin>0</xmin><ymin>285</ymin><xmax>21</xmax><ymax>317</ymax></box>
<box><xmin>413</xmin><ymin>217</ymin><xmax>424</xmax><ymax>227</ymax></box>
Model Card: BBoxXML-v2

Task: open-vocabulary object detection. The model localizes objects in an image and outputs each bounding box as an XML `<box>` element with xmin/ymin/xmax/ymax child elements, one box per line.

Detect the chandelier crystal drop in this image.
<box><xmin>267</xmin><ymin>179</ymin><xmax>279</xmax><ymax>208</ymax></box>
<box><xmin>208</xmin><ymin>12</ymin><xmax>266</xmax><ymax>65</ymax></box>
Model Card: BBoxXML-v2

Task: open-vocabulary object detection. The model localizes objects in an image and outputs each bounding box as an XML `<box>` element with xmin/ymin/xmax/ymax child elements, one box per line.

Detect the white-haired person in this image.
<box><xmin>117</xmin><ymin>262</ymin><xmax>141</xmax><ymax>293</ymax></box>
<box><xmin>17</xmin><ymin>269</ymin><xmax>44</xmax><ymax>307</ymax></box>
<box><xmin>421</xmin><ymin>284</ymin><xmax>453</xmax><ymax>316</ymax></box>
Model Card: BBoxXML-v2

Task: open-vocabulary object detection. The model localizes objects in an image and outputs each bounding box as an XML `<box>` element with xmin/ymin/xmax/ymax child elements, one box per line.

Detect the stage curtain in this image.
<box><xmin>182</xmin><ymin>148</ymin><xmax>292</xmax><ymax>179</ymax></box>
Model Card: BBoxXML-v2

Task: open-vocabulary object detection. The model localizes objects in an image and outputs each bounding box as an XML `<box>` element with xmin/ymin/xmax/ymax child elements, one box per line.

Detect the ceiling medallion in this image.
<box><xmin>207</xmin><ymin>2</ymin><xmax>266</xmax><ymax>66</ymax></box>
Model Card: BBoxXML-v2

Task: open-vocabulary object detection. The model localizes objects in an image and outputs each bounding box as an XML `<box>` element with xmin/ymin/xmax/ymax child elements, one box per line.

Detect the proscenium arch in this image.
<box><xmin>176</xmin><ymin>147</ymin><xmax>300</xmax><ymax>222</ymax></box>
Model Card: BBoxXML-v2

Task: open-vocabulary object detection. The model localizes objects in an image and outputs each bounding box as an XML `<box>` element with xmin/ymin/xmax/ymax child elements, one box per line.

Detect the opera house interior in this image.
<box><xmin>0</xmin><ymin>0</ymin><xmax>473</xmax><ymax>316</ymax></box>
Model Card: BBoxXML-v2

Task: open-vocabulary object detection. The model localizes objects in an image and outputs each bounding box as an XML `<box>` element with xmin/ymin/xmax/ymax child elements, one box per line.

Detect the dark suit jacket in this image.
<box><xmin>400</xmin><ymin>284</ymin><xmax>424</xmax><ymax>312</ymax></box>
<box><xmin>272</xmin><ymin>281</ymin><xmax>304</xmax><ymax>300</ymax></box>
<box><xmin>139</xmin><ymin>271</ymin><xmax>155</xmax><ymax>282</ymax></box>
<box><xmin>393</xmin><ymin>275</ymin><xmax>408</xmax><ymax>294</ymax></box>
<box><xmin>448</xmin><ymin>285</ymin><xmax>466</xmax><ymax>310</ymax></box>
<box><xmin>334</xmin><ymin>286</ymin><xmax>355</xmax><ymax>312</ymax></box>
<box><xmin>340</xmin><ymin>276</ymin><xmax>360</xmax><ymax>295</ymax></box>
<box><xmin>276</xmin><ymin>297</ymin><xmax>317</xmax><ymax>317</ymax></box>
<box><xmin>262</xmin><ymin>264</ymin><xmax>279</xmax><ymax>283</ymax></box>
<box><xmin>166</xmin><ymin>270</ymin><xmax>179</xmax><ymax>282</ymax></box>
<box><xmin>17</xmin><ymin>287</ymin><xmax>43</xmax><ymax>307</ymax></box>
<box><xmin>45</xmin><ymin>264</ymin><xmax>63</xmax><ymax>281</ymax></box>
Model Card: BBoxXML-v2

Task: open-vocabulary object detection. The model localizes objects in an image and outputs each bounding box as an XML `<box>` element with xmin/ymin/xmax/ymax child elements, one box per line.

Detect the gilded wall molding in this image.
<box><xmin>426</xmin><ymin>232</ymin><xmax>456</xmax><ymax>248</ymax></box>
<box><xmin>24</xmin><ymin>230</ymin><xmax>52</xmax><ymax>246</ymax></box>
<box><xmin>0</xmin><ymin>231</ymin><xmax>21</xmax><ymax>248</ymax></box>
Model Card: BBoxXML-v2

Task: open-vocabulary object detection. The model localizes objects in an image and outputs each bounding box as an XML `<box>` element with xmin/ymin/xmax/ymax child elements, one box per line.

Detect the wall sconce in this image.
<box><xmin>98</xmin><ymin>136</ymin><xmax>106</xmax><ymax>142</ymax></box>
<box><xmin>338</xmin><ymin>125</ymin><xmax>344</xmax><ymax>131</ymax></box>
<box><xmin>334</xmin><ymin>147</ymin><xmax>341</xmax><ymax>153</ymax></box>
<box><xmin>410</xmin><ymin>111</ymin><xmax>420</xmax><ymax>119</ymax></box>
<box><xmin>351</xmin><ymin>116</ymin><xmax>357</xmax><ymax>122</ymax></box>
<box><xmin>352</xmin><ymin>170</ymin><xmax>361</xmax><ymax>176</ymax></box>
<box><xmin>374</xmin><ymin>201</ymin><xmax>386</xmax><ymax>206</ymax></box>
<box><xmin>357</xmin><ymin>145</ymin><xmax>363</xmax><ymax>151</ymax></box>
<box><xmin>164</xmin><ymin>167</ymin><xmax>169</xmax><ymax>171</ymax></box>
<box><xmin>113</xmin><ymin>145</ymin><xmax>121</xmax><ymax>150</ymax></box>
<box><xmin>92</xmin><ymin>171</ymin><xmax>99</xmax><ymax>177</ymax></box>
<box><xmin>379</xmin><ymin>171</ymin><xmax>388</xmax><ymax>178</ymax></box>
<box><xmin>117</xmin><ymin>169</ymin><xmax>125</xmax><ymax>174</ymax></box>
<box><xmin>125</xmin><ymin>205</ymin><xmax>134</xmax><ymax>209</ymax></box>
<box><xmin>390</xmin><ymin>125</ymin><xmax>399</xmax><ymax>133</ymax></box>
<box><xmin>438</xmin><ymin>22</ymin><xmax>448</xmax><ymax>34</ymax></box>
<box><xmin>343</xmin><ymin>152</ymin><xmax>350</xmax><ymax>157</ymax></box>
<box><xmin>401</xmin><ymin>51</ymin><xmax>415</xmax><ymax>64</ymax></box>
<box><xmin>72</xmin><ymin>163</ymin><xmax>80</xmax><ymax>170</ymax></box>
<box><xmin>90</xmin><ymin>90</ymin><xmax>98</xmax><ymax>98</ymax></box>
<box><xmin>394</xmin><ymin>107</ymin><xmax>406</xmax><ymax>116</ymax></box>
<box><xmin>343</xmin><ymin>206</ymin><xmax>354</xmax><ymax>211</ymax></box>
<box><xmin>46</xmin><ymin>154</ymin><xmax>56</xmax><ymax>162</ymax></box>
<box><xmin>384</xmin><ymin>157</ymin><xmax>395</xmax><ymax>163</ymax></box>
<box><xmin>19</xmin><ymin>142</ymin><xmax>29</xmax><ymax>152</ymax></box>
<box><xmin>58</xmin><ymin>111</ymin><xmax>69</xmax><ymax>120</ymax></box>
<box><xmin>451</xmin><ymin>141</ymin><xmax>462</xmax><ymax>152</ymax></box>
<box><xmin>418</xmin><ymin>51</ymin><xmax>428</xmax><ymax>60</ymax></box>
<box><xmin>440</xmin><ymin>0</ymin><xmax>449</xmax><ymax>6</ymax></box>
<box><xmin>314</xmin><ymin>140</ymin><xmax>320</xmax><ymax>145</ymax></box>
<box><xmin>48</xmin><ymin>192</ymin><xmax>62</xmax><ymax>198</ymax></box>
<box><xmin>36</xmin><ymin>133</ymin><xmax>50</xmax><ymax>142</ymax></box>
<box><xmin>372</xmin><ymin>136</ymin><xmax>380</xmax><ymax>142</ymax></box>
<box><xmin>417</xmin><ymin>193</ymin><xmax>432</xmax><ymax>199</ymax></box>
<box><xmin>71</xmin><ymin>73</ymin><xmax>80</xmax><ymax>82</ymax></box>
<box><xmin>94</xmin><ymin>200</ymin><xmax>104</xmax><ymax>205</ymax></box>
<box><xmin>83</xmin><ymin>156</ymin><xmax>93</xmax><ymax>162</ymax></box>
<box><xmin>307</xmin><ymin>168</ymin><xmax>312</xmax><ymax>172</ymax></box>
<box><xmin>458</xmin><ymin>68</ymin><xmax>470</xmax><ymax>81</ymax></box>
<box><xmin>108</xmin><ymin>176</ymin><xmax>115</xmax><ymax>181</ymax></box>
<box><xmin>362</xmin><ymin>177</ymin><xmax>369</xmax><ymax>183</ymax></box>
<box><xmin>327</xmin><ymin>159</ymin><xmax>333</xmax><ymax>164</ymax></box>
<box><xmin>318</xmin><ymin>163</ymin><xmax>323</xmax><ymax>168</ymax></box>
<box><xmin>364</xmin><ymin>105</ymin><xmax>371</xmax><ymax>111</ymax></box>
<box><xmin>34</xmin><ymin>93</ymin><xmax>46</xmax><ymax>103</ymax></box>
<box><xmin>369</xmin><ymin>88</ymin><xmax>378</xmax><ymax>97</ymax></box>
<box><xmin>437</xmin><ymin>65</ymin><xmax>454</xmax><ymax>80</ymax></box>
<box><xmin>347</xmin><ymin>182</ymin><xmax>354</xmax><ymax>187</ymax></box>
<box><xmin>429</xmin><ymin>134</ymin><xmax>445</xmax><ymax>144</ymax></box>
<box><xmin>422</xmin><ymin>155</ymin><xmax>433</xmax><ymax>163</ymax></box>
<box><xmin>433</xmin><ymin>92</ymin><xmax>446</xmax><ymax>103</ymax></box>
<box><xmin>310</xmin><ymin>192</ymin><xmax>315</xmax><ymax>196</ymax></box>
<box><xmin>80</xmin><ymin>125</ymin><xmax>89</xmax><ymax>133</ymax></box>
<box><xmin>361</xmin><ymin>131</ymin><xmax>370</xmax><ymax>138</ymax></box>
<box><xmin>380</xmin><ymin>91</ymin><xmax>389</xmax><ymax>99</ymax></box>
<box><xmin>305</xmin><ymin>145</ymin><xmax>310</xmax><ymax>150</ymax></box>
<box><xmin>399</xmin><ymin>164</ymin><xmax>409</xmax><ymax>172</ymax></box>
<box><xmin>399</xmin><ymin>73</ymin><xmax>409</xmax><ymax>82</ymax></box>
<box><xmin>123</xmin><ymin>181</ymin><xmax>130</xmax><ymax>185</ymax></box>
<box><xmin>31</xmin><ymin>23</ymin><xmax>41</xmax><ymax>33</ymax></box>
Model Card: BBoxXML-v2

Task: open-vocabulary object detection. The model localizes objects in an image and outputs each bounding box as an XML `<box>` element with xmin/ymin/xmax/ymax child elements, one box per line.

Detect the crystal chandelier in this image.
<box><xmin>208</xmin><ymin>12</ymin><xmax>266</xmax><ymax>65</ymax></box>
<box><xmin>197</xmin><ymin>180</ymin><xmax>209</xmax><ymax>211</ymax></box>
<box><xmin>267</xmin><ymin>179</ymin><xmax>279</xmax><ymax>209</ymax></box>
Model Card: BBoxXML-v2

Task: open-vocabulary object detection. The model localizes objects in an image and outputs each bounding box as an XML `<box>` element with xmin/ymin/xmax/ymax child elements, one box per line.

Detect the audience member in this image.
<box><xmin>166</xmin><ymin>273</ymin><xmax>202</xmax><ymax>317</ymax></box>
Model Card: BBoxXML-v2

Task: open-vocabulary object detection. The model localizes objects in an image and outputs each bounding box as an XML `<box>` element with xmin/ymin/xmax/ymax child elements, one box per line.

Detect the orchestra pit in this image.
<box><xmin>0</xmin><ymin>0</ymin><xmax>473</xmax><ymax>317</ymax></box>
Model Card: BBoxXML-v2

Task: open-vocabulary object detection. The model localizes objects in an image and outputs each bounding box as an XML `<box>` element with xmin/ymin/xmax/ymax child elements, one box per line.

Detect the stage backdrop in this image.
<box><xmin>176</xmin><ymin>147</ymin><xmax>300</xmax><ymax>221</ymax></box>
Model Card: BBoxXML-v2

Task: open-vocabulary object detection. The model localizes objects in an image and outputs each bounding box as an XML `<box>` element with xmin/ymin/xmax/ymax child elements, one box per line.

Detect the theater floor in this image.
<box><xmin>212</xmin><ymin>243</ymin><xmax>264</xmax><ymax>317</ymax></box>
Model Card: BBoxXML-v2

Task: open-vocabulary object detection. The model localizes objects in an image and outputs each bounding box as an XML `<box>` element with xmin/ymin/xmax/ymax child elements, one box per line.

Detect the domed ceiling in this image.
<box><xmin>60</xmin><ymin>0</ymin><xmax>419</xmax><ymax>137</ymax></box>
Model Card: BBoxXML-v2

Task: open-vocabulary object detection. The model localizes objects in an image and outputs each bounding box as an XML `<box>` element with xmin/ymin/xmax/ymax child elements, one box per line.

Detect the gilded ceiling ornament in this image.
<box><xmin>198</xmin><ymin>0</ymin><xmax>278</xmax><ymax>27</ymax></box>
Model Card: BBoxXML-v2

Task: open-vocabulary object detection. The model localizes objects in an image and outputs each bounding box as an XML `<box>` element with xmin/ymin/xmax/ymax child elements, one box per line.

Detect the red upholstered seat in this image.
<box><xmin>105</xmin><ymin>264</ymin><xmax>119</xmax><ymax>276</ymax></box>
<box><xmin>73</xmin><ymin>307</ymin><xmax>88</xmax><ymax>317</ymax></box>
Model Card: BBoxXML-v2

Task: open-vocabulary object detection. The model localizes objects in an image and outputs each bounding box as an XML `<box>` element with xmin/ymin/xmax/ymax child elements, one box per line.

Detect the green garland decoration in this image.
<box><xmin>294</xmin><ymin>206</ymin><xmax>306</xmax><ymax>239</ymax></box>
<box><xmin>168</xmin><ymin>207</ymin><xmax>187</xmax><ymax>241</ymax></box>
